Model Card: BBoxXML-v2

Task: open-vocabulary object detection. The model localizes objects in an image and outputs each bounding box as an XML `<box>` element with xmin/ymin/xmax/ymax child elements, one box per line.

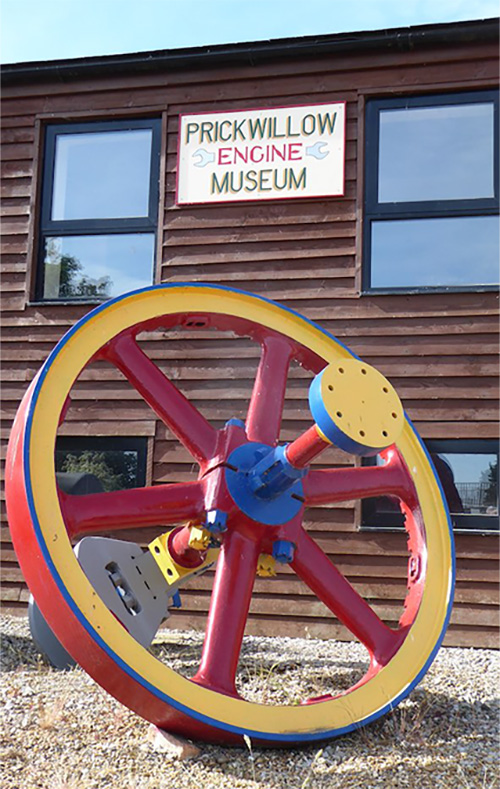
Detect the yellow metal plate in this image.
<box><xmin>319</xmin><ymin>359</ymin><xmax>404</xmax><ymax>450</ymax></box>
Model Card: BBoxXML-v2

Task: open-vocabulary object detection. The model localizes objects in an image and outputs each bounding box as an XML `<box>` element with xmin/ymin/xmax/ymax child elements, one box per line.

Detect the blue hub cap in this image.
<box><xmin>225</xmin><ymin>442</ymin><xmax>305</xmax><ymax>526</ymax></box>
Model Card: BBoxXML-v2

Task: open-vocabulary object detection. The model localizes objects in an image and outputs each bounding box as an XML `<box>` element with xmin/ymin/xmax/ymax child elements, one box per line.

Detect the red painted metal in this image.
<box><xmin>103</xmin><ymin>333</ymin><xmax>217</xmax><ymax>466</ymax></box>
<box><xmin>398</xmin><ymin>499</ymin><xmax>427</xmax><ymax>629</ymax></box>
<box><xmin>291</xmin><ymin>527</ymin><xmax>405</xmax><ymax>666</ymax></box>
<box><xmin>246</xmin><ymin>334</ymin><xmax>293</xmax><ymax>446</ymax></box>
<box><xmin>58</xmin><ymin>395</ymin><xmax>72</xmax><ymax>427</ymax></box>
<box><xmin>302</xmin><ymin>449</ymin><xmax>418</xmax><ymax>507</ymax></box>
<box><xmin>60</xmin><ymin>481</ymin><xmax>205</xmax><ymax>538</ymax></box>
<box><xmin>285</xmin><ymin>425</ymin><xmax>329</xmax><ymax>468</ymax></box>
<box><xmin>169</xmin><ymin>525</ymin><xmax>207</xmax><ymax>568</ymax></box>
<box><xmin>192</xmin><ymin>528</ymin><xmax>261</xmax><ymax>696</ymax></box>
<box><xmin>204</xmin><ymin>421</ymin><xmax>248</xmax><ymax>476</ymax></box>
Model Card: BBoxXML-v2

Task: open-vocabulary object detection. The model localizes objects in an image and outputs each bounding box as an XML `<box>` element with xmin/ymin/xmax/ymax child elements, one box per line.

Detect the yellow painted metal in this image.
<box><xmin>149</xmin><ymin>531</ymin><xmax>219</xmax><ymax>584</ymax></box>
<box><xmin>188</xmin><ymin>524</ymin><xmax>212</xmax><ymax>551</ymax></box>
<box><xmin>315</xmin><ymin>424</ymin><xmax>333</xmax><ymax>445</ymax></box>
<box><xmin>318</xmin><ymin>359</ymin><xmax>404</xmax><ymax>450</ymax></box>
<box><xmin>256</xmin><ymin>553</ymin><xmax>277</xmax><ymax>577</ymax></box>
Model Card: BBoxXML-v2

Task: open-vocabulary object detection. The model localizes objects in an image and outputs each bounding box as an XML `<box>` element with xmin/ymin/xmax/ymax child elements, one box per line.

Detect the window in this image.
<box><xmin>363</xmin><ymin>92</ymin><xmax>499</xmax><ymax>292</ymax></box>
<box><xmin>37</xmin><ymin>119</ymin><xmax>161</xmax><ymax>302</ymax></box>
<box><xmin>55</xmin><ymin>436</ymin><xmax>147</xmax><ymax>492</ymax></box>
<box><xmin>361</xmin><ymin>440</ymin><xmax>499</xmax><ymax>534</ymax></box>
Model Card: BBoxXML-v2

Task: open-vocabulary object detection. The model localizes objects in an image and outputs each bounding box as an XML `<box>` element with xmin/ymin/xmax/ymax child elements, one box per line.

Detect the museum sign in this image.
<box><xmin>176</xmin><ymin>102</ymin><xmax>346</xmax><ymax>204</ymax></box>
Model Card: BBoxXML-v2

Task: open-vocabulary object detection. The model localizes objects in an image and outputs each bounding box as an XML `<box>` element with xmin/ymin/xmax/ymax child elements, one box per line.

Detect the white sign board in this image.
<box><xmin>176</xmin><ymin>102</ymin><xmax>346</xmax><ymax>205</ymax></box>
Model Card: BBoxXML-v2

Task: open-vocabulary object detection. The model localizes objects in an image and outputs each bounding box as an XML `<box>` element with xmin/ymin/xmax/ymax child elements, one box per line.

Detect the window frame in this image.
<box><xmin>55</xmin><ymin>435</ymin><xmax>148</xmax><ymax>490</ymax></box>
<box><xmin>36</xmin><ymin>117</ymin><xmax>162</xmax><ymax>303</ymax></box>
<box><xmin>362</xmin><ymin>90</ymin><xmax>499</xmax><ymax>295</ymax></box>
<box><xmin>360</xmin><ymin>438</ymin><xmax>499</xmax><ymax>535</ymax></box>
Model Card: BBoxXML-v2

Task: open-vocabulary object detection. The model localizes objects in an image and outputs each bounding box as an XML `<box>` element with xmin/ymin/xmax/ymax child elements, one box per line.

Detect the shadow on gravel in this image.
<box><xmin>0</xmin><ymin>632</ymin><xmax>49</xmax><ymax>670</ymax></box>
<box><xmin>151</xmin><ymin>637</ymin><xmax>372</xmax><ymax>704</ymax></box>
<box><xmin>193</xmin><ymin>693</ymin><xmax>499</xmax><ymax>789</ymax></box>
<box><xmin>3</xmin><ymin>630</ymin><xmax>498</xmax><ymax>762</ymax></box>
<box><xmin>4</xmin><ymin>631</ymin><xmax>497</xmax><ymax>736</ymax></box>
<box><xmin>346</xmin><ymin>688</ymin><xmax>500</xmax><ymax>747</ymax></box>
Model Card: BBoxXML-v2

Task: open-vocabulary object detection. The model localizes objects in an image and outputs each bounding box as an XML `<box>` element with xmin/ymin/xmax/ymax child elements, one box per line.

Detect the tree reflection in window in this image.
<box><xmin>55</xmin><ymin>437</ymin><xmax>147</xmax><ymax>493</ymax></box>
<box><xmin>44</xmin><ymin>238</ymin><xmax>112</xmax><ymax>300</ymax></box>
<box><xmin>56</xmin><ymin>449</ymin><xmax>141</xmax><ymax>492</ymax></box>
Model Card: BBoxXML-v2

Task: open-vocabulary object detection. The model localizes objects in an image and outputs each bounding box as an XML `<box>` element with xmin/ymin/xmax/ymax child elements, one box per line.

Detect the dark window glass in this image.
<box><xmin>37</xmin><ymin>118</ymin><xmax>161</xmax><ymax>303</ymax></box>
<box><xmin>371</xmin><ymin>216</ymin><xmax>499</xmax><ymax>289</ymax></box>
<box><xmin>55</xmin><ymin>436</ymin><xmax>147</xmax><ymax>492</ymax></box>
<box><xmin>378</xmin><ymin>103</ymin><xmax>495</xmax><ymax>202</ymax></box>
<box><xmin>361</xmin><ymin>440</ymin><xmax>499</xmax><ymax>534</ymax></box>
<box><xmin>364</xmin><ymin>91</ymin><xmax>499</xmax><ymax>293</ymax></box>
<box><xmin>43</xmin><ymin>234</ymin><xmax>155</xmax><ymax>300</ymax></box>
<box><xmin>52</xmin><ymin>129</ymin><xmax>153</xmax><ymax>220</ymax></box>
<box><xmin>440</xmin><ymin>452</ymin><xmax>498</xmax><ymax>516</ymax></box>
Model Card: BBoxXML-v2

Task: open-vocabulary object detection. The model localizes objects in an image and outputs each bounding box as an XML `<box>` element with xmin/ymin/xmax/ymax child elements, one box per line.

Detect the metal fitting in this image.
<box><xmin>149</xmin><ymin>531</ymin><xmax>219</xmax><ymax>584</ymax></box>
<box><xmin>225</xmin><ymin>417</ymin><xmax>246</xmax><ymax>429</ymax></box>
<box><xmin>188</xmin><ymin>524</ymin><xmax>212</xmax><ymax>550</ymax></box>
<box><xmin>247</xmin><ymin>445</ymin><xmax>307</xmax><ymax>500</ymax></box>
<box><xmin>256</xmin><ymin>554</ymin><xmax>277</xmax><ymax>577</ymax></box>
<box><xmin>272</xmin><ymin>540</ymin><xmax>296</xmax><ymax>564</ymax></box>
<box><xmin>204</xmin><ymin>509</ymin><xmax>228</xmax><ymax>534</ymax></box>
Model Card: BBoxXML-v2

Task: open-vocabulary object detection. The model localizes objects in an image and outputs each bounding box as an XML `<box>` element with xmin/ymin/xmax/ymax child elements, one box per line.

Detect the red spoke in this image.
<box><xmin>60</xmin><ymin>481</ymin><xmax>205</xmax><ymax>539</ymax></box>
<box><xmin>104</xmin><ymin>333</ymin><xmax>217</xmax><ymax>465</ymax></box>
<box><xmin>192</xmin><ymin>530</ymin><xmax>261</xmax><ymax>696</ymax></box>
<box><xmin>292</xmin><ymin>528</ymin><xmax>403</xmax><ymax>664</ymax></box>
<box><xmin>246</xmin><ymin>334</ymin><xmax>293</xmax><ymax>446</ymax></box>
<box><xmin>303</xmin><ymin>451</ymin><xmax>417</xmax><ymax>508</ymax></box>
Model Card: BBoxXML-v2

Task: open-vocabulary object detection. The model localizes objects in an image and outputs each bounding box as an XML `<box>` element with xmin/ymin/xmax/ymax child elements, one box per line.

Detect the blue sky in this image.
<box><xmin>1</xmin><ymin>0</ymin><xmax>498</xmax><ymax>65</ymax></box>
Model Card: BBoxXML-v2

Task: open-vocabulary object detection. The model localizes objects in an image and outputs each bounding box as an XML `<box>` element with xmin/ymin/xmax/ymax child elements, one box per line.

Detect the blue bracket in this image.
<box><xmin>272</xmin><ymin>540</ymin><xmax>296</xmax><ymax>564</ymax></box>
<box><xmin>247</xmin><ymin>444</ymin><xmax>307</xmax><ymax>499</ymax></box>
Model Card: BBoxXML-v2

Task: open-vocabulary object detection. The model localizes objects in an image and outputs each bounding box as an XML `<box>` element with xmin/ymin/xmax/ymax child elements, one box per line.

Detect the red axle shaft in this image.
<box><xmin>285</xmin><ymin>425</ymin><xmax>330</xmax><ymax>469</ymax></box>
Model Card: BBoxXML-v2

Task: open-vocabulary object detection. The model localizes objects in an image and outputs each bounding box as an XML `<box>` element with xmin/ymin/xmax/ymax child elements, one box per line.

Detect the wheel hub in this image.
<box><xmin>224</xmin><ymin>442</ymin><xmax>305</xmax><ymax>526</ymax></box>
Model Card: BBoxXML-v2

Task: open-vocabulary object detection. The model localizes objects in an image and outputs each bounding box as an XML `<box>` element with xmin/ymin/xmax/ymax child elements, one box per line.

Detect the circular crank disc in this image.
<box><xmin>6</xmin><ymin>284</ymin><xmax>454</xmax><ymax>744</ymax></box>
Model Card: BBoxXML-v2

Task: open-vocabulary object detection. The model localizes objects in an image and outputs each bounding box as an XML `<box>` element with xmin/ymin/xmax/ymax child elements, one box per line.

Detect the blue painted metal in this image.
<box><xmin>171</xmin><ymin>591</ymin><xmax>182</xmax><ymax>608</ymax></box>
<box><xmin>225</xmin><ymin>442</ymin><xmax>304</xmax><ymax>526</ymax></box>
<box><xmin>204</xmin><ymin>510</ymin><xmax>228</xmax><ymax>534</ymax></box>
<box><xmin>247</xmin><ymin>444</ymin><xmax>307</xmax><ymax>499</ymax></box>
<box><xmin>225</xmin><ymin>418</ymin><xmax>246</xmax><ymax>428</ymax></box>
<box><xmin>272</xmin><ymin>540</ymin><xmax>296</xmax><ymax>564</ymax></box>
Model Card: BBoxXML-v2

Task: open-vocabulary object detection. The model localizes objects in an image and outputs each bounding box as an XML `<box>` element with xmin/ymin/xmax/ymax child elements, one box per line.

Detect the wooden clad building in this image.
<box><xmin>1</xmin><ymin>18</ymin><xmax>499</xmax><ymax>648</ymax></box>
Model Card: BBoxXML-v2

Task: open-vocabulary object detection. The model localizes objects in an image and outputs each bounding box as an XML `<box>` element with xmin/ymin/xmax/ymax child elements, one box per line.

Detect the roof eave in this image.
<box><xmin>2</xmin><ymin>17</ymin><xmax>498</xmax><ymax>86</ymax></box>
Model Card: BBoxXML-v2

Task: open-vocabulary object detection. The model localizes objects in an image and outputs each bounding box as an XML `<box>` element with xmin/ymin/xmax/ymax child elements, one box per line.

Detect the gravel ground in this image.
<box><xmin>1</xmin><ymin>613</ymin><xmax>498</xmax><ymax>789</ymax></box>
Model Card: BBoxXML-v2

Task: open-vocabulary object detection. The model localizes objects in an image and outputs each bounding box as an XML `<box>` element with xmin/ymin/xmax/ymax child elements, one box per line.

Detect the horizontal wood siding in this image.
<box><xmin>1</xmin><ymin>31</ymin><xmax>498</xmax><ymax>648</ymax></box>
